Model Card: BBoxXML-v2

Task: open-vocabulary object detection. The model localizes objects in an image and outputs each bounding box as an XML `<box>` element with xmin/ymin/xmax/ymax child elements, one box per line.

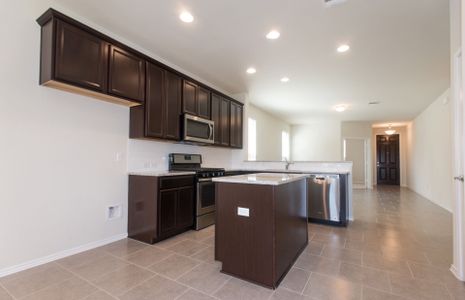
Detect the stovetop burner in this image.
<box><xmin>168</xmin><ymin>153</ymin><xmax>225</xmax><ymax>178</ymax></box>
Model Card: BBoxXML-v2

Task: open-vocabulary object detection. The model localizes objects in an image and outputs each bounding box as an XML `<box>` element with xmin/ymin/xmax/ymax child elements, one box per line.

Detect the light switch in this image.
<box><xmin>237</xmin><ymin>207</ymin><xmax>250</xmax><ymax>217</ymax></box>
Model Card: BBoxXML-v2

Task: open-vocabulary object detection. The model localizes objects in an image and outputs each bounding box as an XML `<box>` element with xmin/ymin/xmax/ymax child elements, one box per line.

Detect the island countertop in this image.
<box><xmin>212</xmin><ymin>173</ymin><xmax>309</xmax><ymax>186</ymax></box>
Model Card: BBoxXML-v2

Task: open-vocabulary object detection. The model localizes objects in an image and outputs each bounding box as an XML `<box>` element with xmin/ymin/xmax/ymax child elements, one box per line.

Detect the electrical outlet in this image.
<box><xmin>107</xmin><ymin>205</ymin><xmax>122</xmax><ymax>220</ymax></box>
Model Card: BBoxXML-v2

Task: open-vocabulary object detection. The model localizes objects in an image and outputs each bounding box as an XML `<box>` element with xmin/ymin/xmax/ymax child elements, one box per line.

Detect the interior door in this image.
<box><xmin>376</xmin><ymin>135</ymin><xmax>400</xmax><ymax>185</ymax></box>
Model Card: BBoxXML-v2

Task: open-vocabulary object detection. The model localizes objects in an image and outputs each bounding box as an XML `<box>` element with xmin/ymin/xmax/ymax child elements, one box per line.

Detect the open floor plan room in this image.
<box><xmin>1</xmin><ymin>0</ymin><xmax>465</xmax><ymax>299</ymax></box>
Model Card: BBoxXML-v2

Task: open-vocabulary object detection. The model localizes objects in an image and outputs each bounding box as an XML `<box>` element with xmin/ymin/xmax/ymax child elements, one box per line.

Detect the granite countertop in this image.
<box><xmin>225</xmin><ymin>169</ymin><xmax>350</xmax><ymax>175</ymax></box>
<box><xmin>212</xmin><ymin>173</ymin><xmax>309</xmax><ymax>186</ymax></box>
<box><xmin>128</xmin><ymin>171</ymin><xmax>196</xmax><ymax>177</ymax></box>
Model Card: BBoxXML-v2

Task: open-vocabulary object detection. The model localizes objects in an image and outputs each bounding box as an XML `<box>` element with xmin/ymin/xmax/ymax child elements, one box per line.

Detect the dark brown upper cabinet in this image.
<box><xmin>211</xmin><ymin>93</ymin><xmax>230</xmax><ymax>146</ymax></box>
<box><xmin>130</xmin><ymin>62</ymin><xmax>181</xmax><ymax>141</ymax></box>
<box><xmin>37</xmin><ymin>9</ymin><xmax>243</xmax><ymax>147</ymax></box>
<box><xmin>108</xmin><ymin>46</ymin><xmax>145</xmax><ymax>103</ymax></box>
<box><xmin>53</xmin><ymin>19</ymin><xmax>108</xmax><ymax>92</ymax></box>
<box><xmin>230</xmin><ymin>102</ymin><xmax>243</xmax><ymax>149</ymax></box>
<box><xmin>145</xmin><ymin>62</ymin><xmax>165</xmax><ymax>138</ymax></box>
<box><xmin>183</xmin><ymin>80</ymin><xmax>197</xmax><ymax>116</ymax></box>
<box><xmin>182</xmin><ymin>80</ymin><xmax>211</xmax><ymax>119</ymax></box>
<box><xmin>197</xmin><ymin>87</ymin><xmax>211</xmax><ymax>119</ymax></box>
<box><xmin>37</xmin><ymin>10</ymin><xmax>143</xmax><ymax>107</ymax></box>
<box><xmin>164</xmin><ymin>71</ymin><xmax>182</xmax><ymax>140</ymax></box>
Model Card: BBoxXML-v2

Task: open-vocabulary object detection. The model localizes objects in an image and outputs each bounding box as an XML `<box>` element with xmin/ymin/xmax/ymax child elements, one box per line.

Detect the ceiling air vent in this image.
<box><xmin>324</xmin><ymin>0</ymin><xmax>347</xmax><ymax>7</ymax></box>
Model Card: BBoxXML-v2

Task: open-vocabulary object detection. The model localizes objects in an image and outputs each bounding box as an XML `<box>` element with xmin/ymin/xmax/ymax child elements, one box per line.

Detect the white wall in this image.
<box><xmin>407</xmin><ymin>90</ymin><xmax>453</xmax><ymax>212</ymax></box>
<box><xmin>247</xmin><ymin>104</ymin><xmax>291</xmax><ymax>161</ymax></box>
<box><xmin>0</xmin><ymin>1</ymin><xmax>130</xmax><ymax>272</ymax></box>
<box><xmin>372</xmin><ymin>126</ymin><xmax>409</xmax><ymax>187</ymax></box>
<box><xmin>291</xmin><ymin>121</ymin><xmax>342</xmax><ymax>161</ymax></box>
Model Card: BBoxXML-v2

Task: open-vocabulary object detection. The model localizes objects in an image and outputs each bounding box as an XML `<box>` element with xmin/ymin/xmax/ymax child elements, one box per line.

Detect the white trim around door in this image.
<box><xmin>451</xmin><ymin>49</ymin><xmax>465</xmax><ymax>281</ymax></box>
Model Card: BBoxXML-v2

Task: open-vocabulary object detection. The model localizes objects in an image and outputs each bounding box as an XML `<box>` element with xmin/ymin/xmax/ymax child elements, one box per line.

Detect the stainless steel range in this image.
<box><xmin>169</xmin><ymin>153</ymin><xmax>225</xmax><ymax>230</ymax></box>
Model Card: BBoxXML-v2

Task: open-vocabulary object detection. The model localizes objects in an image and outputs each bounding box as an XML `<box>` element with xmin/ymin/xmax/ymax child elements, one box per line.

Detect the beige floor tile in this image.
<box><xmin>446</xmin><ymin>281</ymin><xmax>465</xmax><ymax>300</ymax></box>
<box><xmin>182</xmin><ymin>228</ymin><xmax>215</xmax><ymax>242</ymax></box>
<box><xmin>100</xmin><ymin>239</ymin><xmax>148</xmax><ymax>258</ymax></box>
<box><xmin>389</xmin><ymin>273</ymin><xmax>452</xmax><ymax>300</ymax></box>
<box><xmin>21</xmin><ymin>276</ymin><xmax>96</xmax><ymax>300</ymax></box>
<box><xmin>167</xmin><ymin>240</ymin><xmax>210</xmax><ymax>256</ymax></box>
<box><xmin>271</xmin><ymin>288</ymin><xmax>317</xmax><ymax>300</ymax></box>
<box><xmin>92</xmin><ymin>264</ymin><xmax>154</xmax><ymax>296</ymax></box>
<box><xmin>155</xmin><ymin>235</ymin><xmax>189</xmax><ymax>249</ymax></box>
<box><xmin>0</xmin><ymin>286</ymin><xmax>13</xmax><ymax>300</ymax></box>
<box><xmin>339</xmin><ymin>262</ymin><xmax>391</xmax><ymax>292</ymax></box>
<box><xmin>321</xmin><ymin>246</ymin><xmax>362</xmax><ymax>265</ymax></box>
<box><xmin>191</xmin><ymin>246</ymin><xmax>215</xmax><ymax>263</ymax></box>
<box><xmin>408</xmin><ymin>261</ymin><xmax>454</xmax><ymax>283</ymax></box>
<box><xmin>303</xmin><ymin>241</ymin><xmax>325</xmax><ymax>255</ymax></box>
<box><xmin>150</xmin><ymin>254</ymin><xmax>200</xmax><ymax>280</ymax></box>
<box><xmin>362</xmin><ymin>253</ymin><xmax>411</xmax><ymax>276</ymax></box>
<box><xmin>123</xmin><ymin>246</ymin><xmax>172</xmax><ymax>267</ymax></box>
<box><xmin>280</xmin><ymin>268</ymin><xmax>310</xmax><ymax>293</ymax></box>
<box><xmin>308</xmin><ymin>224</ymin><xmax>333</xmax><ymax>235</ymax></box>
<box><xmin>311</xmin><ymin>233</ymin><xmax>346</xmax><ymax>248</ymax></box>
<box><xmin>83</xmin><ymin>290</ymin><xmax>117</xmax><ymax>300</ymax></box>
<box><xmin>70</xmin><ymin>254</ymin><xmax>130</xmax><ymax>281</ymax></box>
<box><xmin>178</xmin><ymin>263</ymin><xmax>230</xmax><ymax>294</ymax></box>
<box><xmin>294</xmin><ymin>253</ymin><xmax>341</xmax><ymax>276</ymax></box>
<box><xmin>303</xmin><ymin>273</ymin><xmax>362</xmax><ymax>300</ymax></box>
<box><xmin>1</xmin><ymin>263</ymin><xmax>73</xmax><ymax>299</ymax></box>
<box><xmin>177</xmin><ymin>289</ymin><xmax>216</xmax><ymax>300</ymax></box>
<box><xmin>213</xmin><ymin>277</ymin><xmax>273</xmax><ymax>300</ymax></box>
<box><xmin>362</xmin><ymin>286</ymin><xmax>408</xmax><ymax>300</ymax></box>
<box><xmin>200</xmin><ymin>236</ymin><xmax>215</xmax><ymax>246</ymax></box>
<box><xmin>55</xmin><ymin>249</ymin><xmax>107</xmax><ymax>270</ymax></box>
<box><xmin>119</xmin><ymin>275</ymin><xmax>188</xmax><ymax>300</ymax></box>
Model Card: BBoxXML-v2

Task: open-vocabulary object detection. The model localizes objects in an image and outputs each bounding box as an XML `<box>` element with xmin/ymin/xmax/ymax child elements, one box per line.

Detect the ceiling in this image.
<box><xmin>52</xmin><ymin>0</ymin><xmax>450</xmax><ymax>124</ymax></box>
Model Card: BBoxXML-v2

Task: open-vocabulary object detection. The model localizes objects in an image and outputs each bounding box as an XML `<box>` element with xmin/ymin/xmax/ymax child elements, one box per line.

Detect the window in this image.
<box><xmin>282</xmin><ymin>131</ymin><xmax>290</xmax><ymax>161</ymax></box>
<box><xmin>248</xmin><ymin>118</ymin><xmax>257</xmax><ymax>161</ymax></box>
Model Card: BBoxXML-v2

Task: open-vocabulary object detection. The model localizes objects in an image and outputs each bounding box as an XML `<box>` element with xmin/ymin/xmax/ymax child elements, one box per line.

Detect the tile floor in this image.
<box><xmin>1</xmin><ymin>186</ymin><xmax>465</xmax><ymax>299</ymax></box>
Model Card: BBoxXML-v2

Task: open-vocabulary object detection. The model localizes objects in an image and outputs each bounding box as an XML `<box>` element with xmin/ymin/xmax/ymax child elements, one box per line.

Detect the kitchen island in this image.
<box><xmin>213</xmin><ymin>173</ymin><xmax>308</xmax><ymax>289</ymax></box>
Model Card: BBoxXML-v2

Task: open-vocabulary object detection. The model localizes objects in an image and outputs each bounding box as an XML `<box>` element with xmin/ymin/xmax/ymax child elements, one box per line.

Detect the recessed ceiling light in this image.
<box><xmin>179</xmin><ymin>11</ymin><xmax>194</xmax><ymax>23</ymax></box>
<box><xmin>280</xmin><ymin>77</ymin><xmax>290</xmax><ymax>83</ymax></box>
<box><xmin>337</xmin><ymin>44</ymin><xmax>350</xmax><ymax>53</ymax></box>
<box><xmin>266</xmin><ymin>30</ymin><xmax>280</xmax><ymax>40</ymax></box>
<box><xmin>246</xmin><ymin>67</ymin><xmax>257</xmax><ymax>74</ymax></box>
<box><xmin>334</xmin><ymin>104</ymin><xmax>347</xmax><ymax>112</ymax></box>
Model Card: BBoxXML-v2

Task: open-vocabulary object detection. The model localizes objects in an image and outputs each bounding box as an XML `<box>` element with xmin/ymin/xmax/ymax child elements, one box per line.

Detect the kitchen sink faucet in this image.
<box><xmin>284</xmin><ymin>158</ymin><xmax>293</xmax><ymax>170</ymax></box>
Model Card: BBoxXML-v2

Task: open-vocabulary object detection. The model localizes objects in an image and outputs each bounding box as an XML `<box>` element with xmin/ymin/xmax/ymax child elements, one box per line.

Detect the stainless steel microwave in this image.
<box><xmin>183</xmin><ymin>114</ymin><xmax>215</xmax><ymax>144</ymax></box>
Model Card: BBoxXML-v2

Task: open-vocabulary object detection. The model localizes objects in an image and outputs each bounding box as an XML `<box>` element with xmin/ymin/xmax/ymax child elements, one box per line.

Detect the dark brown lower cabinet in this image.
<box><xmin>128</xmin><ymin>175</ymin><xmax>195</xmax><ymax>244</ymax></box>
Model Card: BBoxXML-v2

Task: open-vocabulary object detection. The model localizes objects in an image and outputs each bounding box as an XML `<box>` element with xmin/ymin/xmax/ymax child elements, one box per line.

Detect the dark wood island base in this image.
<box><xmin>214</xmin><ymin>175</ymin><xmax>308</xmax><ymax>289</ymax></box>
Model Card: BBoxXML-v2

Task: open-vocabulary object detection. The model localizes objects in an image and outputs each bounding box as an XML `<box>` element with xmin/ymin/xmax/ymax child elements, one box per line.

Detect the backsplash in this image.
<box><xmin>127</xmin><ymin>139</ymin><xmax>236</xmax><ymax>171</ymax></box>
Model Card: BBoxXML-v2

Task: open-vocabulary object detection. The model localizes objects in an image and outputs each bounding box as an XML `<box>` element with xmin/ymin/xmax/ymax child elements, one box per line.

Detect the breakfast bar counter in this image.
<box><xmin>212</xmin><ymin>173</ymin><xmax>308</xmax><ymax>289</ymax></box>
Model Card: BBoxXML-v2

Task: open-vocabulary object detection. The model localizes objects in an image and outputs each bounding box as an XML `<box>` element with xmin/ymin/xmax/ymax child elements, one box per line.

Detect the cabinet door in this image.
<box><xmin>220</xmin><ymin>98</ymin><xmax>231</xmax><ymax>146</ymax></box>
<box><xmin>164</xmin><ymin>71</ymin><xmax>182</xmax><ymax>140</ymax></box>
<box><xmin>159</xmin><ymin>190</ymin><xmax>177</xmax><ymax>235</ymax></box>
<box><xmin>176</xmin><ymin>187</ymin><xmax>195</xmax><ymax>229</ymax></box>
<box><xmin>211</xmin><ymin>93</ymin><xmax>221</xmax><ymax>145</ymax></box>
<box><xmin>183</xmin><ymin>80</ymin><xmax>197</xmax><ymax>115</ymax></box>
<box><xmin>145</xmin><ymin>62</ymin><xmax>164</xmax><ymax>138</ymax></box>
<box><xmin>108</xmin><ymin>46</ymin><xmax>145</xmax><ymax>103</ymax></box>
<box><xmin>197</xmin><ymin>87</ymin><xmax>211</xmax><ymax>119</ymax></box>
<box><xmin>230</xmin><ymin>102</ymin><xmax>243</xmax><ymax>148</ymax></box>
<box><xmin>55</xmin><ymin>20</ymin><xmax>108</xmax><ymax>92</ymax></box>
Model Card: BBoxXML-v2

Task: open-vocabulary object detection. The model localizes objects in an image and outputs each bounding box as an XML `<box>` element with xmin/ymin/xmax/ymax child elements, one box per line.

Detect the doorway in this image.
<box><xmin>343</xmin><ymin>138</ymin><xmax>368</xmax><ymax>189</ymax></box>
<box><xmin>376</xmin><ymin>134</ymin><xmax>400</xmax><ymax>185</ymax></box>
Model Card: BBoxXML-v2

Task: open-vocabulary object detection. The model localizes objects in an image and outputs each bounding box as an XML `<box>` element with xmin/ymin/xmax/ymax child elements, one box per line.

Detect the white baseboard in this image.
<box><xmin>450</xmin><ymin>264</ymin><xmax>465</xmax><ymax>281</ymax></box>
<box><xmin>0</xmin><ymin>233</ymin><xmax>127</xmax><ymax>278</ymax></box>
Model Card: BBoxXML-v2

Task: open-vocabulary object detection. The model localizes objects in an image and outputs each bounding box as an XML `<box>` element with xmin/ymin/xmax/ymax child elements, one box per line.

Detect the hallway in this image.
<box><xmin>1</xmin><ymin>187</ymin><xmax>464</xmax><ymax>299</ymax></box>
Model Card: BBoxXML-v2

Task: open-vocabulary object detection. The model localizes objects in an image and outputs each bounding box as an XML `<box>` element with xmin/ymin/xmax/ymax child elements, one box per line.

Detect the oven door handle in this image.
<box><xmin>198</xmin><ymin>178</ymin><xmax>213</xmax><ymax>182</ymax></box>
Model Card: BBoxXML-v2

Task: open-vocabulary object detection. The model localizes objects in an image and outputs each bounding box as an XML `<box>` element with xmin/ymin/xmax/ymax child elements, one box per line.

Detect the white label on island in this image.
<box><xmin>237</xmin><ymin>207</ymin><xmax>250</xmax><ymax>217</ymax></box>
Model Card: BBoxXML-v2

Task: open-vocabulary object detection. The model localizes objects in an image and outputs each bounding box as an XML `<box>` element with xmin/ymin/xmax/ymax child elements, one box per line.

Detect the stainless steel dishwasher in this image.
<box><xmin>307</xmin><ymin>174</ymin><xmax>347</xmax><ymax>226</ymax></box>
